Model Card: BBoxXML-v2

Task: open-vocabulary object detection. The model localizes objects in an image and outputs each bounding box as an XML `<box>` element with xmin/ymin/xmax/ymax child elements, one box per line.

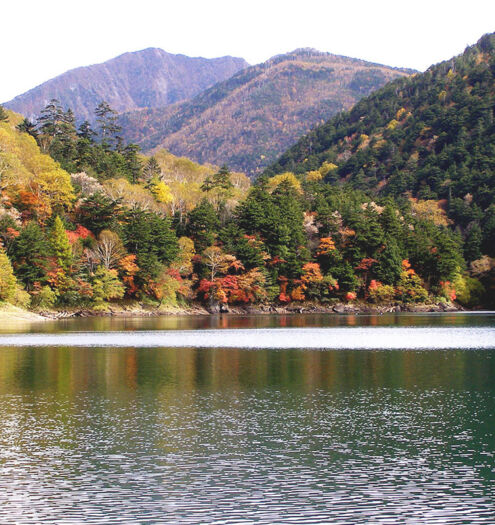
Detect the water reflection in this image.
<box><xmin>1</xmin><ymin>311</ymin><xmax>495</xmax><ymax>334</ymax></box>
<box><xmin>0</xmin><ymin>337</ymin><xmax>495</xmax><ymax>522</ymax></box>
<box><xmin>1</xmin><ymin>346</ymin><xmax>495</xmax><ymax>394</ymax></box>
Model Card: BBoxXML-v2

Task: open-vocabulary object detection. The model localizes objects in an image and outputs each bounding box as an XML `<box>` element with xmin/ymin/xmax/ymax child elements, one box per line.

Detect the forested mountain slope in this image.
<box><xmin>119</xmin><ymin>49</ymin><xmax>413</xmax><ymax>175</ymax></box>
<box><xmin>1</xmin><ymin>100</ymin><xmax>492</xmax><ymax>310</ymax></box>
<box><xmin>266</xmin><ymin>34</ymin><xmax>495</xmax><ymax>256</ymax></box>
<box><xmin>3</xmin><ymin>49</ymin><xmax>248</xmax><ymax>122</ymax></box>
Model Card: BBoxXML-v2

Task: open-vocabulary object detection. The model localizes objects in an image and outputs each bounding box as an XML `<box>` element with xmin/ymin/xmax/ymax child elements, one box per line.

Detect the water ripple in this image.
<box><xmin>0</xmin><ymin>386</ymin><xmax>494</xmax><ymax>523</ymax></box>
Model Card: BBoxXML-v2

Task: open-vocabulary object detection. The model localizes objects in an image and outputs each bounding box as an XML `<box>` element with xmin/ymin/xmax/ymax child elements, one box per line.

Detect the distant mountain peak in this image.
<box><xmin>118</xmin><ymin>51</ymin><xmax>413</xmax><ymax>175</ymax></box>
<box><xmin>4</xmin><ymin>49</ymin><xmax>248</xmax><ymax>121</ymax></box>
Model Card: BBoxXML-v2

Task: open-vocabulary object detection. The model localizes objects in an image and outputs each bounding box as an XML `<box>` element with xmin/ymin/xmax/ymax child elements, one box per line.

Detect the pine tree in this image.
<box><xmin>212</xmin><ymin>165</ymin><xmax>233</xmax><ymax>191</ymax></box>
<box><xmin>0</xmin><ymin>105</ymin><xmax>9</xmax><ymax>122</ymax></box>
<box><xmin>17</xmin><ymin>118</ymin><xmax>38</xmax><ymax>140</ymax></box>
<box><xmin>76</xmin><ymin>193</ymin><xmax>121</xmax><ymax>235</ymax></box>
<box><xmin>50</xmin><ymin>216</ymin><xmax>73</xmax><ymax>270</ymax></box>
<box><xmin>186</xmin><ymin>199</ymin><xmax>220</xmax><ymax>252</ymax></box>
<box><xmin>95</xmin><ymin>101</ymin><xmax>121</xmax><ymax>149</ymax></box>
<box><xmin>11</xmin><ymin>223</ymin><xmax>49</xmax><ymax>290</ymax></box>
<box><xmin>38</xmin><ymin>99</ymin><xmax>64</xmax><ymax>137</ymax></box>
<box><xmin>123</xmin><ymin>144</ymin><xmax>142</xmax><ymax>183</ymax></box>
<box><xmin>77</xmin><ymin>120</ymin><xmax>97</xmax><ymax>141</ymax></box>
<box><xmin>143</xmin><ymin>157</ymin><xmax>161</xmax><ymax>182</ymax></box>
<box><xmin>463</xmin><ymin>222</ymin><xmax>483</xmax><ymax>263</ymax></box>
<box><xmin>375</xmin><ymin>237</ymin><xmax>403</xmax><ymax>285</ymax></box>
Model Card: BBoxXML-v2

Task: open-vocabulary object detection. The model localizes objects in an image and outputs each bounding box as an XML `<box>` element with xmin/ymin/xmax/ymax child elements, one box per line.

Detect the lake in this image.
<box><xmin>0</xmin><ymin>313</ymin><xmax>494</xmax><ymax>523</ymax></box>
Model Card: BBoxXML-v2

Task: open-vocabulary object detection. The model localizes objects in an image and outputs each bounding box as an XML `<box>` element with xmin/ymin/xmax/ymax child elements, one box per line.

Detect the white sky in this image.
<box><xmin>2</xmin><ymin>0</ymin><xmax>494</xmax><ymax>102</ymax></box>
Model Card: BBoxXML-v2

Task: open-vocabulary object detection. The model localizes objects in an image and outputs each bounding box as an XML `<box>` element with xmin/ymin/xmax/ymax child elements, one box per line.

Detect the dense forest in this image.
<box><xmin>266</xmin><ymin>34</ymin><xmax>495</xmax><ymax>266</ymax></box>
<box><xmin>1</xmin><ymin>34</ymin><xmax>494</xmax><ymax>312</ymax></box>
<box><xmin>0</xmin><ymin>96</ymin><xmax>491</xmax><ymax>312</ymax></box>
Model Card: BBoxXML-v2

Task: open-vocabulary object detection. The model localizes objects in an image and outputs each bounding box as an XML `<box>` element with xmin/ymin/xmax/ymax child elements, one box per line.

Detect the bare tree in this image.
<box><xmin>87</xmin><ymin>230</ymin><xmax>125</xmax><ymax>270</ymax></box>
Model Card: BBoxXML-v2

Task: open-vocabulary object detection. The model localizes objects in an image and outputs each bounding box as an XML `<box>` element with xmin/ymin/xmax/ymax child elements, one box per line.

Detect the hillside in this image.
<box><xmin>265</xmin><ymin>34</ymin><xmax>495</xmax><ymax>257</ymax></box>
<box><xmin>3</xmin><ymin>49</ymin><xmax>248</xmax><ymax>122</ymax></box>
<box><xmin>1</xmin><ymin>103</ymin><xmax>492</xmax><ymax>310</ymax></box>
<box><xmin>119</xmin><ymin>49</ymin><xmax>413</xmax><ymax>175</ymax></box>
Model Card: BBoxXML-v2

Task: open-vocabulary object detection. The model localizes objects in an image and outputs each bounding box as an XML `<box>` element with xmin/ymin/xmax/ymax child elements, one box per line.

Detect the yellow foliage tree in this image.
<box><xmin>305</xmin><ymin>170</ymin><xmax>322</xmax><ymax>182</ymax></box>
<box><xmin>172</xmin><ymin>237</ymin><xmax>196</xmax><ymax>276</ymax></box>
<box><xmin>266</xmin><ymin>172</ymin><xmax>302</xmax><ymax>194</ymax></box>
<box><xmin>319</xmin><ymin>162</ymin><xmax>338</xmax><ymax>177</ymax></box>
<box><xmin>411</xmin><ymin>199</ymin><xmax>450</xmax><ymax>226</ymax></box>
<box><xmin>0</xmin><ymin>114</ymin><xmax>74</xmax><ymax>220</ymax></box>
<box><xmin>151</xmin><ymin>179</ymin><xmax>173</xmax><ymax>204</ymax></box>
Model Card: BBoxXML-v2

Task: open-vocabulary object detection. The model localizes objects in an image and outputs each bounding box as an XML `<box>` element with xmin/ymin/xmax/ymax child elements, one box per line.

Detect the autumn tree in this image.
<box><xmin>0</xmin><ymin>248</ymin><xmax>17</xmax><ymax>303</ymax></box>
<box><xmin>202</xmin><ymin>246</ymin><xmax>237</xmax><ymax>281</ymax></box>
<box><xmin>172</xmin><ymin>237</ymin><xmax>196</xmax><ymax>276</ymax></box>
<box><xmin>88</xmin><ymin>230</ymin><xmax>126</xmax><ymax>270</ymax></box>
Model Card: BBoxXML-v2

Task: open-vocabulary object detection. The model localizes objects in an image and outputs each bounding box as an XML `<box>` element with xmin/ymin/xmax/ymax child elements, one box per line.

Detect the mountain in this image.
<box><xmin>266</xmin><ymin>33</ymin><xmax>495</xmax><ymax>257</ymax></box>
<box><xmin>3</xmin><ymin>49</ymin><xmax>248</xmax><ymax>122</ymax></box>
<box><xmin>118</xmin><ymin>49</ymin><xmax>414</xmax><ymax>175</ymax></box>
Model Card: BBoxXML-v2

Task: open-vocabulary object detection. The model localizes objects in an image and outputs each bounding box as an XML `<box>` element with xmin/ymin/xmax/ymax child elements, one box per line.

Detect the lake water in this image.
<box><xmin>0</xmin><ymin>313</ymin><xmax>494</xmax><ymax>523</ymax></box>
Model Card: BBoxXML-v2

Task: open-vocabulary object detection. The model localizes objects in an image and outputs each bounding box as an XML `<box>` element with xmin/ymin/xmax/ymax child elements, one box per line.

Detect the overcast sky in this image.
<box><xmin>2</xmin><ymin>0</ymin><xmax>494</xmax><ymax>102</ymax></box>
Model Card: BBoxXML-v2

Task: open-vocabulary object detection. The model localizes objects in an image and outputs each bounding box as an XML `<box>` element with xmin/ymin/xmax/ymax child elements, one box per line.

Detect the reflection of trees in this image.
<box><xmin>0</xmin><ymin>345</ymin><xmax>493</xmax><ymax>460</ymax></box>
<box><xmin>1</xmin><ymin>345</ymin><xmax>493</xmax><ymax>396</ymax></box>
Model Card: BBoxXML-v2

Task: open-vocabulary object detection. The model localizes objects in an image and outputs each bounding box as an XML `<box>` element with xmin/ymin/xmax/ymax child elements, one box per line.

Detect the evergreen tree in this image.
<box><xmin>78</xmin><ymin>120</ymin><xmax>97</xmax><ymax>142</ymax></box>
<box><xmin>11</xmin><ymin>223</ymin><xmax>49</xmax><ymax>290</ymax></box>
<box><xmin>0</xmin><ymin>105</ymin><xmax>8</xmax><ymax>122</ymax></box>
<box><xmin>95</xmin><ymin>101</ymin><xmax>121</xmax><ymax>149</ymax></box>
<box><xmin>38</xmin><ymin>99</ymin><xmax>64</xmax><ymax>138</ymax></box>
<box><xmin>464</xmin><ymin>222</ymin><xmax>483</xmax><ymax>262</ymax></box>
<box><xmin>375</xmin><ymin>238</ymin><xmax>403</xmax><ymax>285</ymax></box>
<box><xmin>76</xmin><ymin>193</ymin><xmax>121</xmax><ymax>235</ymax></box>
<box><xmin>123</xmin><ymin>209</ymin><xmax>178</xmax><ymax>278</ymax></box>
<box><xmin>50</xmin><ymin>216</ymin><xmax>73</xmax><ymax>270</ymax></box>
<box><xmin>186</xmin><ymin>199</ymin><xmax>220</xmax><ymax>252</ymax></box>
<box><xmin>143</xmin><ymin>157</ymin><xmax>161</xmax><ymax>182</ymax></box>
<box><xmin>123</xmin><ymin>143</ymin><xmax>142</xmax><ymax>183</ymax></box>
<box><xmin>16</xmin><ymin>118</ymin><xmax>38</xmax><ymax>140</ymax></box>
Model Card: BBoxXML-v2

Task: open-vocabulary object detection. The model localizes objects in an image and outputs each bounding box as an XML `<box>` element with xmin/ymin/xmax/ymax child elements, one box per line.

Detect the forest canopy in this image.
<box><xmin>1</xmin><ymin>34</ymin><xmax>494</xmax><ymax>312</ymax></box>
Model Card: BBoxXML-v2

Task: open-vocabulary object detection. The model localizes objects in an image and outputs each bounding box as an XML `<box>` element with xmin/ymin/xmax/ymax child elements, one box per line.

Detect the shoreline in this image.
<box><xmin>2</xmin><ymin>300</ymin><xmax>466</xmax><ymax>322</ymax></box>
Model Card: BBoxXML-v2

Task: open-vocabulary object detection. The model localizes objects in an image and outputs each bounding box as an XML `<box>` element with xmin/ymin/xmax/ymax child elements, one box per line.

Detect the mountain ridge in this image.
<box><xmin>265</xmin><ymin>33</ymin><xmax>495</xmax><ymax>257</ymax></box>
<box><xmin>119</xmin><ymin>49</ymin><xmax>414</xmax><ymax>174</ymax></box>
<box><xmin>4</xmin><ymin>48</ymin><xmax>249</xmax><ymax>121</ymax></box>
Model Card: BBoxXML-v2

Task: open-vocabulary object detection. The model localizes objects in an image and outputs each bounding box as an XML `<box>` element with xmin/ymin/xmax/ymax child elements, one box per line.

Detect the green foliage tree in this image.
<box><xmin>92</xmin><ymin>266</ymin><xmax>125</xmax><ymax>308</ymax></box>
<box><xmin>95</xmin><ymin>101</ymin><xmax>122</xmax><ymax>149</ymax></box>
<box><xmin>0</xmin><ymin>248</ymin><xmax>17</xmax><ymax>303</ymax></box>
<box><xmin>50</xmin><ymin>216</ymin><xmax>73</xmax><ymax>270</ymax></box>
<box><xmin>266</xmin><ymin>32</ymin><xmax>495</xmax><ymax>263</ymax></box>
<box><xmin>143</xmin><ymin>156</ymin><xmax>161</xmax><ymax>182</ymax></box>
<box><xmin>123</xmin><ymin>209</ymin><xmax>179</xmax><ymax>279</ymax></box>
<box><xmin>17</xmin><ymin>118</ymin><xmax>38</xmax><ymax>140</ymax></box>
<box><xmin>76</xmin><ymin>193</ymin><xmax>121</xmax><ymax>235</ymax></box>
<box><xmin>11</xmin><ymin>223</ymin><xmax>49</xmax><ymax>290</ymax></box>
<box><xmin>0</xmin><ymin>105</ymin><xmax>8</xmax><ymax>122</ymax></box>
<box><xmin>186</xmin><ymin>199</ymin><xmax>220</xmax><ymax>252</ymax></box>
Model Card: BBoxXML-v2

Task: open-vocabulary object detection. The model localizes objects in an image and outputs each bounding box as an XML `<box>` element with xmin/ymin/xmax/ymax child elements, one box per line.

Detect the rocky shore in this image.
<box><xmin>25</xmin><ymin>300</ymin><xmax>464</xmax><ymax>320</ymax></box>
